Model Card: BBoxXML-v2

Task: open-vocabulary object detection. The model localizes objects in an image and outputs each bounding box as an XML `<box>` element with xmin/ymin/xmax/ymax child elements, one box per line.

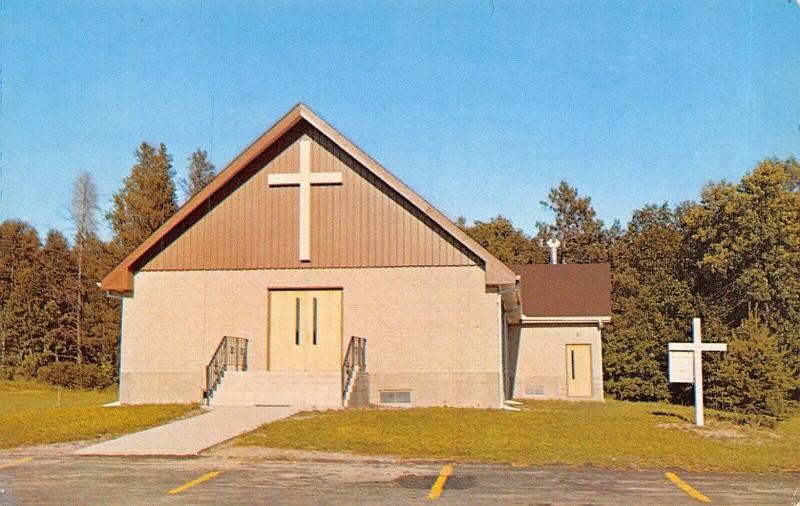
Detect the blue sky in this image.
<box><xmin>2</xmin><ymin>1</ymin><xmax>799</xmax><ymax>241</ymax></box>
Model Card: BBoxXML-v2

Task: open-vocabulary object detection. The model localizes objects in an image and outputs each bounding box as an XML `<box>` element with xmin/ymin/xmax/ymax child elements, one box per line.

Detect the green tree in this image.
<box><xmin>40</xmin><ymin>230</ymin><xmax>77</xmax><ymax>362</ymax></box>
<box><xmin>458</xmin><ymin>215</ymin><xmax>547</xmax><ymax>265</ymax></box>
<box><xmin>683</xmin><ymin>158</ymin><xmax>800</xmax><ymax>397</ymax></box>
<box><xmin>0</xmin><ymin>221</ymin><xmax>41</xmax><ymax>305</ymax></box>
<box><xmin>0</xmin><ymin>221</ymin><xmax>43</xmax><ymax>365</ymax></box>
<box><xmin>180</xmin><ymin>148</ymin><xmax>216</xmax><ymax>201</ymax></box>
<box><xmin>80</xmin><ymin>233</ymin><xmax>121</xmax><ymax>369</ymax></box>
<box><xmin>536</xmin><ymin>181</ymin><xmax>613</xmax><ymax>263</ymax></box>
<box><xmin>603</xmin><ymin>204</ymin><xmax>696</xmax><ymax>401</ymax></box>
<box><xmin>0</xmin><ymin>255</ymin><xmax>49</xmax><ymax>367</ymax></box>
<box><xmin>706</xmin><ymin>309</ymin><xmax>793</xmax><ymax>417</ymax></box>
<box><xmin>107</xmin><ymin>142</ymin><xmax>177</xmax><ymax>258</ymax></box>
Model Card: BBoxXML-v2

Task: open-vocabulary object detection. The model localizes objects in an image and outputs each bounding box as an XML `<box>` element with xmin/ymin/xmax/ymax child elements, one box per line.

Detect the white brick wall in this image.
<box><xmin>510</xmin><ymin>324</ymin><xmax>604</xmax><ymax>401</ymax></box>
<box><xmin>119</xmin><ymin>265</ymin><xmax>502</xmax><ymax>408</ymax></box>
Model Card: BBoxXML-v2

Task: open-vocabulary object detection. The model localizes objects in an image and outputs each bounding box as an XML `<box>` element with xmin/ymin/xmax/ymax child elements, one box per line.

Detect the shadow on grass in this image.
<box><xmin>650</xmin><ymin>411</ymin><xmax>691</xmax><ymax>423</ymax></box>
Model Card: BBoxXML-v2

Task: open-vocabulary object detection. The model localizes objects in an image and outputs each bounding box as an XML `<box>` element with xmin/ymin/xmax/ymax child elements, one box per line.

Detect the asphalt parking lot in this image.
<box><xmin>0</xmin><ymin>454</ymin><xmax>798</xmax><ymax>505</ymax></box>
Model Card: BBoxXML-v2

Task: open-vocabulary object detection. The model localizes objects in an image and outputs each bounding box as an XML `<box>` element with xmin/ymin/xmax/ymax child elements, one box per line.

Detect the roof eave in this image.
<box><xmin>520</xmin><ymin>315</ymin><xmax>612</xmax><ymax>325</ymax></box>
<box><xmin>100</xmin><ymin>266</ymin><xmax>134</xmax><ymax>294</ymax></box>
<box><xmin>99</xmin><ymin>104</ymin><xmax>309</xmax><ymax>294</ymax></box>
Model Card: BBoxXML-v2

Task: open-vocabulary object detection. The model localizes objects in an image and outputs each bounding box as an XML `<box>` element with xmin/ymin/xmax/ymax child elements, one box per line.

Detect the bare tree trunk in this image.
<box><xmin>69</xmin><ymin>171</ymin><xmax>98</xmax><ymax>366</ymax></box>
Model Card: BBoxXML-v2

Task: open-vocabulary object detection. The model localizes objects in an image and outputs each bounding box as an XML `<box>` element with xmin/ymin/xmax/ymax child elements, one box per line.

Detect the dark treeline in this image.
<box><xmin>1</xmin><ymin>144</ymin><xmax>797</xmax><ymax>418</ymax></box>
<box><xmin>460</xmin><ymin>158</ymin><xmax>799</xmax><ymax>419</ymax></box>
<box><xmin>0</xmin><ymin>144</ymin><xmax>215</xmax><ymax>388</ymax></box>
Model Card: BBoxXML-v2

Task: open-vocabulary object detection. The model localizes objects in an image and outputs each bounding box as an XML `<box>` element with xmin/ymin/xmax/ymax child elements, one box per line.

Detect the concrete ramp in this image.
<box><xmin>75</xmin><ymin>406</ymin><xmax>298</xmax><ymax>456</ymax></box>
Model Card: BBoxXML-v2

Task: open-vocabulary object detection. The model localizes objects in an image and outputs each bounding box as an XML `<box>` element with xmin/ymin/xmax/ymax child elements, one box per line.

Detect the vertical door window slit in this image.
<box><xmin>571</xmin><ymin>350</ymin><xmax>576</xmax><ymax>380</ymax></box>
<box><xmin>312</xmin><ymin>297</ymin><xmax>318</xmax><ymax>345</ymax></box>
<box><xmin>295</xmin><ymin>297</ymin><xmax>301</xmax><ymax>346</ymax></box>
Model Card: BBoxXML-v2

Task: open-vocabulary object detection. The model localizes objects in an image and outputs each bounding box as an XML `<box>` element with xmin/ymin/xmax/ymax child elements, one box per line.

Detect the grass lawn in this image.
<box><xmin>0</xmin><ymin>380</ymin><xmax>198</xmax><ymax>449</ymax></box>
<box><xmin>236</xmin><ymin>400</ymin><xmax>800</xmax><ymax>473</ymax></box>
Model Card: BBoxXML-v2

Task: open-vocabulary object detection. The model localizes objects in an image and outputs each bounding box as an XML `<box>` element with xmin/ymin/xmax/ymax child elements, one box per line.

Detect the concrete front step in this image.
<box><xmin>345</xmin><ymin>371</ymin><xmax>369</xmax><ymax>408</ymax></box>
<box><xmin>210</xmin><ymin>371</ymin><xmax>342</xmax><ymax>408</ymax></box>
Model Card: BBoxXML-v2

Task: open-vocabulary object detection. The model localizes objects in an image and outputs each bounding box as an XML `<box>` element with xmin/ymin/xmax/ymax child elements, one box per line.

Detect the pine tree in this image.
<box><xmin>536</xmin><ymin>181</ymin><xmax>613</xmax><ymax>263</ymax></box>
<box><xmin>180</xmin><ymin>149</ymin><xmax>216</xmax><ymax>202</ymax></box>
<box><xmin>107</xmin><ymin>142</ymin><xmax>177</xmax><ymax>258</ymax></box>
<box><xmin>0</xmin><ymin>221</ymin><xmax>41</xmax><ymax>303</ymax></box>
<box><xmin>706</xmin><ymin>309</ymin><xmax>793</xmax><ymax>417</ymax></box>
<box><xmin>0</xmin><ymin>221</ymin><xmax>43</xmax><ymax>365</ymax></box>
<box><xmin>40</xmin><ymin>230</ymin><xmax>77</xmax><ymax>362</ymax></box>
<box><xmin>1</xmin><ymin>260</ymin><xmax>49</xmax><ymax>368</ymax></box>
<box><xmin>80</xmin><ymin>233</ymin><xmax>121</xmax><ymax>368</ymax></box>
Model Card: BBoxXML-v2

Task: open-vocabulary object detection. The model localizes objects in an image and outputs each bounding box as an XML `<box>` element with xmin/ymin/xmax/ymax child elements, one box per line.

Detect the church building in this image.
<box><xmin>101</xmin><ymin>104</ymin><xmax>611</xmax><ymax>409</ymax></box>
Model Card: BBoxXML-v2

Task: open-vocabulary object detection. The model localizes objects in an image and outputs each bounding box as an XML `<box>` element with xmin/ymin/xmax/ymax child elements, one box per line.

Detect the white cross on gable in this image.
<box><xmin>268</xmin><ymin>137</ymin><xmax>342</xmax><ymax>261</ymax></box>
<box><xmin>668</xmin><ymin>318</ymin><xmax>727</xmax><ymax>426</ymax></box>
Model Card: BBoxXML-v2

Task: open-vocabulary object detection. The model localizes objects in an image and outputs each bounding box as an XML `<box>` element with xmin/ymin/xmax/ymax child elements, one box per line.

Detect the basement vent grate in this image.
<box><xmin>380</xmin><ymin>391</ymin><xmax>411</xmax><ymax>404</ymax></box>
<box><xmin>525</xmin><ymin>386</ymin><xmax>545</xmax><ymax>396</ymax></box>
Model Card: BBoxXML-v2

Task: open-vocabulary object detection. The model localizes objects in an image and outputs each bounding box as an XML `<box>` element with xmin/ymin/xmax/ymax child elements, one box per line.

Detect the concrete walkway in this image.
<box><xmin>74</xmin><ymin>406</ymin><xmax>298</xmax><ymax>456</ymax></box>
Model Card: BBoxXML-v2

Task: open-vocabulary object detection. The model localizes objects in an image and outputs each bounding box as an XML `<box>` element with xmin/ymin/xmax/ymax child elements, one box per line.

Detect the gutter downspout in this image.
<box><xmin>103</xmin><ymin>285</ymin><xmax>126</xmax><ymax>404</ymax></box>
<box><xmin>503</xmin><ymin>309</ymin><xmax>509</xmax><ymax>400</ymax></box>
<box><xmin>496</xmin><ymin>293</ymin><xmax>504</xmax><ymax>409</ymax></box>
<box><xmin>495</xmin><ymin>282</ymin><xmax>519</xmax><ymax>409</ymax></box>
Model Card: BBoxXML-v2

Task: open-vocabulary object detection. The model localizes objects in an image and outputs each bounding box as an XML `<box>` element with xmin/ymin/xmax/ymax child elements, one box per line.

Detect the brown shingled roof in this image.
<box><xmin>512</xmin><ymin>264</ymin><xmax>612</xmax><ymax>317</ymax></box>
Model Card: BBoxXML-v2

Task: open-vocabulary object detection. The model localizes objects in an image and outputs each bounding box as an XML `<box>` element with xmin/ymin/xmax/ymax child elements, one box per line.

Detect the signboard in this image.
<box><xmin>668</xmin><ymin>351</ymin><xmax>694</xmax><ymax>383</ymax></box>
<box><xmin>668</xmin><ymin>318</ymin><xmax>727</xmax><ymax>426</ymax></box>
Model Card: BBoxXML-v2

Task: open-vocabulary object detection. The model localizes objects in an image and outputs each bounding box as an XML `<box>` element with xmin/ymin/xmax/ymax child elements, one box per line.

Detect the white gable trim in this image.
<box><xmin>520</xmin><ymin>315</ymin><xmax>611</xmax><ymax>326</ymax></box>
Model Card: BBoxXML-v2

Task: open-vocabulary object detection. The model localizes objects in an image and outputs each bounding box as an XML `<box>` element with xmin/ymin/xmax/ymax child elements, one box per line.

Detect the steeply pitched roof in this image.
<box><xmin>511</xmin><ymin>264</ymin><xmax>611</xmax><ymax>317</ymax></box>
<box><xmin>101</xmin><ymin>103</ymin><xmax>516</xmax><ymax>293</ymax></box>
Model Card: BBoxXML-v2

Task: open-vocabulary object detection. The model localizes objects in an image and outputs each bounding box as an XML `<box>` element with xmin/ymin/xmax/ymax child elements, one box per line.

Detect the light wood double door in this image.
<box><xmin>268</xmin><ymin>289</ymin><xmax>342</xmax><ymax>372</ymax></box>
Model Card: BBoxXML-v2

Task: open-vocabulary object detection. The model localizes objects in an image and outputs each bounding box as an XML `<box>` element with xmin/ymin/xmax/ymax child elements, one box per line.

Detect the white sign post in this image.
<box><xmin>667</xmin><ymin>318</ymin><xmax>727</xmax><ymax>427</ymax></box>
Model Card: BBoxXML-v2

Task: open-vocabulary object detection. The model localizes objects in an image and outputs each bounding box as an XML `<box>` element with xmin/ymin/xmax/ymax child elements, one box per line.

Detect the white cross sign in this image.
<box><xmin>668</xmin><ymin>318</ymin><xmax>727</xmax><ymax>427</ymax></box>
<box><xmin>268</xmin><ymin>137</ymin><xmax>342</xmax><ymax>261</ymax></box>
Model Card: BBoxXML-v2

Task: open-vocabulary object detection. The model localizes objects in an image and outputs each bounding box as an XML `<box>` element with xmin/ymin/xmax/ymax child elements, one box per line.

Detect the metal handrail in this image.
<box><xmin>205</xmin><ymin>336</ymin><xmax>248</xmax><ymax>403</ymax></box>
<box><xmin>341</xmin><ymin>336</ymin><xmax>366</xmax><ymax>401</ymax></box>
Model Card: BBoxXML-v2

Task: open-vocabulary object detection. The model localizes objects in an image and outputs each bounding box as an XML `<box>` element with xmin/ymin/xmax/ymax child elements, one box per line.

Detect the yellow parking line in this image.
<box><xmin>427</xmin><ymin>464</ymin><xmax>453</xmax><ymax>500</ymax></box>
<box><xmin>167</xmin><ymin>470</ymin><xmax>222</xmax><ymax>495</ymax></box>
<box><xmin>0</xmin><ymin>457</ymin><xmax>33</xmax><ymax>470</ymax></box>
<box><xmin>665</xmin><ymin>471</ymin><xmax>711</xmax><ymax>503</ymax></box>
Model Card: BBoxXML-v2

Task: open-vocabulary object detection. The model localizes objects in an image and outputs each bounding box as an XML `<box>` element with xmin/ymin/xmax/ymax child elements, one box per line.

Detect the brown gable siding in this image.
<box><xmin>141</xmin><ymin>121</ymin><xmax>479</xmax><ymax>271</ymax></box>
<box><xmin>512</xmin><ymin>264</ymin><xmax>612</xmax><ymax>317</ymax></box>
<box><xmin>102</xmin><ymin>104</ymin><xmax>516</xmax><ymax>293</ymax></box>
